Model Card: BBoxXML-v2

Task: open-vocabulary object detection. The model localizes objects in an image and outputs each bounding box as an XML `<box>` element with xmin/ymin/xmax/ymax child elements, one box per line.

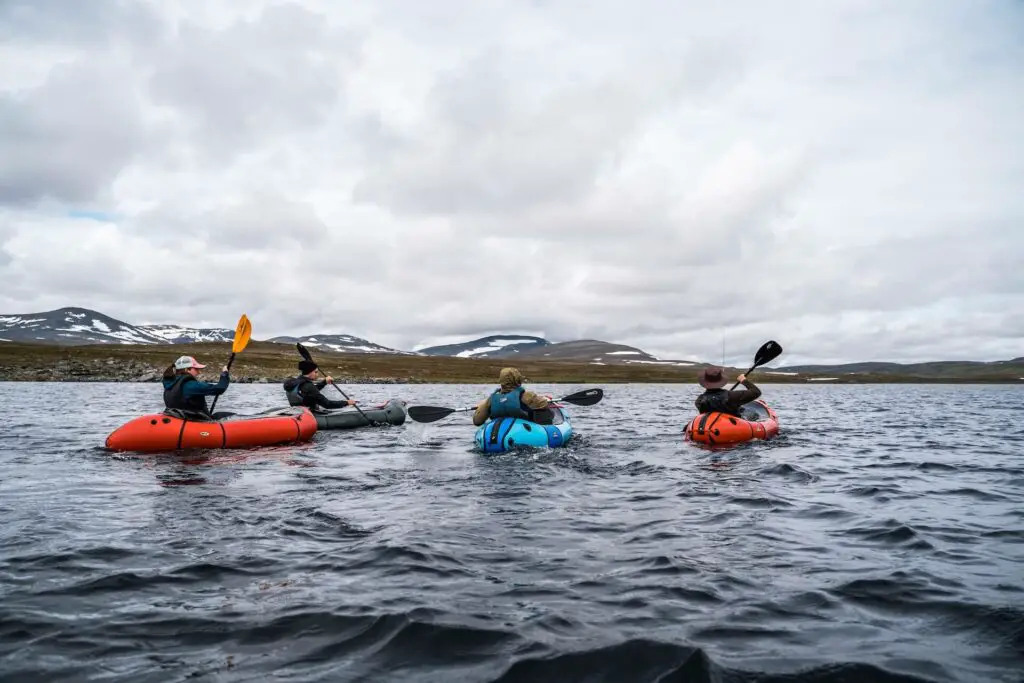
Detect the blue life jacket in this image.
<box><xmin>488</xmin><ymin>386</ymin><xmax>531</xmax><ymax>420</ymax></box>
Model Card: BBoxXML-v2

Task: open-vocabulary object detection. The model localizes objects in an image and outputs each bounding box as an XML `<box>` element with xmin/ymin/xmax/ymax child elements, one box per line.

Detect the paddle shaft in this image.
<box><xmin>726</xmin><ymin>362</ymin><xmax>758</xmax><ymax>391</ymax></box>
<box><xmin>208</xmin><ymin>352</ymin><xmax>236</xmax><ymax>414</ymax></box>
<box><xmin>408</xmin><ymin>388</ymin><xmax>603</xmax><ymax>423</ymax></box>
<box><xmin>326</xmin><ymin>379</ymin><xmax>377</xmax><ymax>426</ymax></box>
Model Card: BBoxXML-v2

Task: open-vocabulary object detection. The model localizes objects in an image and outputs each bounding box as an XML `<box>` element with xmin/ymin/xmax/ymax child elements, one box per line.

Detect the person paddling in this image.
<box><xmin>162</xmin><ymin>355</ymin><xmax>232</xmax><ymax>418</ymax></box>
<box><xmin>472</xmin><ymin>367</ymin><xmax>552</xmax><ymax>426</ymax></box>
<box><xmin>695</xmin><ymin>366</ymin><xmax>762</xmax><ymax>417</ymax></box>
<box><xmin>283</xmin><ymin>360</ymin><xmax>358</xmax><ymax>412</ymax></box>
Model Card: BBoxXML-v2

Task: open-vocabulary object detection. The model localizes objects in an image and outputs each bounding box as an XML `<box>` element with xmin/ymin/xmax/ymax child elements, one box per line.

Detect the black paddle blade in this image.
<box><xmin>753</xmin><ymin>341</ymin><xmax>782</xmax><ymax>368</ymax></box>
<box><xmin>408</xmin><ymin>406</ymin><xmax>456</xmax><ymax>423</ymax></box>
<box><xmin>296</xmin><ymin>342</ymin><xmax>313</xmax><ymax>362</ymax></box>
<box><xmin>559</xmin><ymin>388</ymin><xmax>603</xmax><ymax>406</ymax></box>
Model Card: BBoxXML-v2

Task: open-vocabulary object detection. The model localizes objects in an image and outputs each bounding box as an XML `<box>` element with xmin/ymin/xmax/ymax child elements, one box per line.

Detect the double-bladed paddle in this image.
<box><xmin>408</xmin><ymin>388</ymin><xmax>604</xmax><ymax>424</ymax></box>
<box><xmin>209</xmin><ymin>314</ymin><xmax>252</xmax><ymax>414</ymax></box>
<box><xmin>296</xmin><ymin>342</ymin><xmax>377</xmax><ymax>425</ymax></box>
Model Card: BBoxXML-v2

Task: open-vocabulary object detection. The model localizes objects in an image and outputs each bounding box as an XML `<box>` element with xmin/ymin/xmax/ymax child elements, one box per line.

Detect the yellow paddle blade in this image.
<box><xmin>232</xmin><ymin>314</ymin><xmax>252</xmax><ymax>353</ymax></box>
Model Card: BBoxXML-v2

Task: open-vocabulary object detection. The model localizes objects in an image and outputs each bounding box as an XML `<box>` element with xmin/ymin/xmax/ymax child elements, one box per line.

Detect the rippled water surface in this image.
<box><xmin>2</xmin><ymin>381</ymin><xmax>1023</xmax><ymax>682</ymax></box>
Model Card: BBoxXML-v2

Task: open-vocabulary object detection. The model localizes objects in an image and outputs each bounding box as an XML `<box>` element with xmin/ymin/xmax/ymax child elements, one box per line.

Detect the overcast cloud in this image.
<box><xmin>0</xmin><ymin>0</ymin><xmax>1021</xmax><ymax>365</ymax></box>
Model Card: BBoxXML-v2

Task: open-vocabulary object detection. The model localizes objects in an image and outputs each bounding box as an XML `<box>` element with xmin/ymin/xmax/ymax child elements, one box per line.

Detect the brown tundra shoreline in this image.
<box><xmin>0</xmin><ymin>341</ymin><xmax>1021</xmax><ymax>384</ymax></box>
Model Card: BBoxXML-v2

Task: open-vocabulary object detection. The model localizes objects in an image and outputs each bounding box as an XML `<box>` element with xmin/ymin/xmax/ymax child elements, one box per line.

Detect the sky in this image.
<box><xmin>0</xmin><ymin>0</ymin><xmax>1021</xmax><ymax>366</ymax></box>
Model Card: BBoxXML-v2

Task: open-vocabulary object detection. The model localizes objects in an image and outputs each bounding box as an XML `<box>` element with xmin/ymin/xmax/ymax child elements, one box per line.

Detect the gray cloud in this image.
<box><xmin>146</xmin><ymin>3</ymin><xmax>357</xmax><ymax>159</ymax></box>
<box><xmin>0</xmin><ymin>0</ymin><xmax>163</xmax><ymax>47</ymax></box>
<box><xmin>0</xmin><ymin>1</ymin><xmax>1021</xmax><ymax>364</ymax></box>
<box><xmin>0</xmin><ymin>58</ymin><xmax>146</xmax><ymax>205</ymax></box>
<box><xmin>352</xmin><ymin>40</ymin><xmax>745</xmax><ymax>216</ymax></box>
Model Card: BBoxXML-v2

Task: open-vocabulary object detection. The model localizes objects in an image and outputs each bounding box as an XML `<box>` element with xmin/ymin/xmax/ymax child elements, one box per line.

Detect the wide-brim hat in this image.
<box><xmin>697</xmin><ymin>366</ymin><xmax>729</xmax><ymax>389</ymax></box>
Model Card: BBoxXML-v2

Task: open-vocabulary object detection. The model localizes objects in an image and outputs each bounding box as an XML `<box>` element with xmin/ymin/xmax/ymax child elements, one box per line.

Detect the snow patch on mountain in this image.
<box><xmin>455</xmin><ymin>338</ymin><xmax>539</xmax><ymax>358</ymax></box>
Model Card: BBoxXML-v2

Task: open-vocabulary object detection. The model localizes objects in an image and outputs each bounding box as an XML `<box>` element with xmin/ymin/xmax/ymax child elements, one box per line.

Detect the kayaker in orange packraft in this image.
<box><xmin>161</xmin><ymin>355</ymin><xmax>231</xmax><ymax>417</ymax></box>
<box><xmin>694</xmin><ymin>366</ymin><xmax>762</xmax><ymax>417</ymax></box>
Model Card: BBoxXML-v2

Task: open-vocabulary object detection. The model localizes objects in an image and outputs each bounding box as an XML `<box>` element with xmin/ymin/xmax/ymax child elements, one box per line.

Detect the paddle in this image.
<box><xmin>408</xmin><ymin>388</ymin><xmax>604</xmax><ymax>424</ymax></box>
<box><xmin>296</xmin><ymin>342</ymin><xmax>377</xmax><ymax>426</ymax></box>
<box><xmin>209</xmin><ymin>314</ymin><xmax>252</xmax><ymax>414</ymax></box>
<box><xmin>727</xmin><ymin>340</ymin><xmax>783</xmax><ymax>390</ymax></box>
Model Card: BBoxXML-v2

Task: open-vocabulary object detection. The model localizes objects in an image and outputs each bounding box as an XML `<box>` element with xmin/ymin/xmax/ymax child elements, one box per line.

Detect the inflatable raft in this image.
<box><xmin>105</xmin><ymin>407</ymin><xmax>318</xmax><ymax>453</ymax></box>
<box><xmin>313</xmin><ymin>398</ymin><xmax>408</xmax><ymax>430</ymax></box>
<box><xmin>473</xmin><ymin>406</ymin><xmax>573</xmax><ymax>454</ymax></box>
<box><xmin>684</xmin><ymin>399</ymin><xmax>779</xmax><ymax>446</ymax></box>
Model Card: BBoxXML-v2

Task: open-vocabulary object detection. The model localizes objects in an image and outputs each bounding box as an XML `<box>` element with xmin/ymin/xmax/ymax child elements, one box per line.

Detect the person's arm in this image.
<box><xmin>183</xmin><ymin>369</ymin><xmax>230</xmax><ymax>397</ymax></box>
<box><xmin>726</xmin><ymin>375</ymin><xmax>761</xmax><ymax>409</ymax></box>
<box><xmin>521</xmin><ymin>390</ymin><xmax>550</xmax><ymax>410</ymax></box>
<box><xmin>317</xmin><ymin>376</ymin><xmax>356</xmax><ymax>409</ymax></box>
<box><xmin>298</xmin><ymin>382</ymin><xmax>349</xmax><ymax>410</ymax></box>
<box><xmin>316</xmin><ymin>393</ymin><xmax>353</xmax><ymax>410</ymax></box>
<box><xmin>472</xmin><ymin>397</ymin><xmax>490</xmax><ymax>426</ymax></box>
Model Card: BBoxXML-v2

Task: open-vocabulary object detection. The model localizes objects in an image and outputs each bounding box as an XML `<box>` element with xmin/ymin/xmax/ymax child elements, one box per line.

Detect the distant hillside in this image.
<box><xmin>777</xmin><ymin>358</ymin><xmax>1024</xmax><ymax>379</ymax></box>
<box><xmin>417</xmin><ymin>335</ymin><xmax>550</xmax><ymax>358</ymax></box>
<box><xmin>266</xmin><ymin>334</ymin><xmax>411</xmax><ymax>355</ymax></box>
<box><xmin>2</xmin><ymin>306</ymin><xmax>1020</xmax><ymax>379</ymax></box>
<box><xmin>501</xmin><ymin>339</ymin><xmax>694</xmax><ymax>367</ymax></box>
<box><xmin>0</xmin><ymin>307</ymin><xmax>170</xmax><ymax>345</ymax></box>
<box><xmin>0</xmin><ymin>306</ymin><xmax>406</xmax><ymax>355</ymax></box>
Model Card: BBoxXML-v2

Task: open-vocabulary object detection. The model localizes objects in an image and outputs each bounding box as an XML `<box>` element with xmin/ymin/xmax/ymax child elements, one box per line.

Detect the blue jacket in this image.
<box><xmin>163</xmin><ymin>372</ymin><xmax>230</xmax><ymax>414</ymax></box>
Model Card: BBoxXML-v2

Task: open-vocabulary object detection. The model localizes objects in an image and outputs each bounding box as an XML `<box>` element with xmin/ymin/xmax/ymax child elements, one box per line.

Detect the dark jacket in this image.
<box><xmin>695</xmin><ymin>379</ymin><xmax>762</xmax><ymax>416</ymax></box>
<box><xmin>163</xmin><ymin>372</ymin><xmax>230</xmax><ymax>415</ymax></box>
<box><xmin>283</xmin><ymin>375</ymin><xmax>350</xmax><ymax>411</ymax></box>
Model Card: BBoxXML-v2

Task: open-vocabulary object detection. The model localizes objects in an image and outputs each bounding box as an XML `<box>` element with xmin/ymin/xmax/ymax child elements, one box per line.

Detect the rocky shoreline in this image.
<box><xmin>1</xmin><ymin>340</ymin><xmax>1021</xmax><ymax>384</ymax></box>
<box><xmin>0</xmin><ymin>358</ymin><xmax>426</xmax><ymax>384</ymax></box>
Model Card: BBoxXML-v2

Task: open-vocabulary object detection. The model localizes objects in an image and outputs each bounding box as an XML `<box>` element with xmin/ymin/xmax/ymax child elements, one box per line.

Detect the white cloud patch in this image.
<box><xmin>0</xmin><ymin>0</ymin><xmax>1021</xmax><ymax>364</ymax></box>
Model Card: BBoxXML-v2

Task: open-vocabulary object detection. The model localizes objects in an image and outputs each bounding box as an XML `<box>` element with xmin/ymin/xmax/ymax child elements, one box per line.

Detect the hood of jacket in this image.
<box><xmin>283</xmin><ymin>376</ymin><xmax>308</xmax><ymax>391</ymax></box>
<box><xmin>498</xmin><ymin>367</ymin><xmax>524</xmax><ymax>392</ymax></box>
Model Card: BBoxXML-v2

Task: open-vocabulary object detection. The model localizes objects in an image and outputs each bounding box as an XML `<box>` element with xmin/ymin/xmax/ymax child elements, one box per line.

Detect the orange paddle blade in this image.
<box><xmin>232</xmin><ymin>314</ymin><xmax>252</xmax><ymax>354</ymax></box>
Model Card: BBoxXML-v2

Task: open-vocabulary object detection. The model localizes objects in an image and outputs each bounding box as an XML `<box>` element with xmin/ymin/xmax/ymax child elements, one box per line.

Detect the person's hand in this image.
<box><xmin>325</xmin><ymin>375</ymin><xmax>334</xmax><ymax>384</ymax></box>
<box><xmin>222</xmin><ymin>366</ymin><xmax>229</xmax><ymax>373</ymax></box>
<box><xmin>737</xmin><ymin>373</ymin><xmax>747</xmax><ymax>383</ymax></box>
<box><xmin>347</xmin><ymin>399</ymin><xmax>358</xmax><ymax>406</ymax></box>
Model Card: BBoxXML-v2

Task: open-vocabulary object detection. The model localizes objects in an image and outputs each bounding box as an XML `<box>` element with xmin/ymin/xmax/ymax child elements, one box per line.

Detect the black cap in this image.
<box><xmin>298</xmin><ymin>360</ymin><xmax>318</xmax><ymax>374</ymax></box>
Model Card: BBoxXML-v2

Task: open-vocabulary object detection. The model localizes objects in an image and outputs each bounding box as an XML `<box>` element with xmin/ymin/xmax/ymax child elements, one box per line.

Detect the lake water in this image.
<box><xmin>1</xmin><ymin>382</ymin><xmax>1022</xmax><ymax>682</ymax></box>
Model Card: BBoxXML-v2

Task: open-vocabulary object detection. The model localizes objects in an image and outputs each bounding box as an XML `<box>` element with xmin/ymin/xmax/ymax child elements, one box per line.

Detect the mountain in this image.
<box><xmin>0</xmin><ymin>306</ymin><xmax>410</xmax><ymax>354</ymax></box>
<box><xmin>266</xmin><ymin>334</ymin><xmax>412</xmax><ymax>355</ymax></box>
<box><xmin>417</xmin><ymin>335</ymin><xmax>550</xmax><ymax>358</ymax></box>
<box><xmin>0</xmin><ymin>307</ymin><xmax>169</xmax><ymax>345</ymax></box>
<box><xmin>417</xmin><ymin>335</ymin><xmax>699</xmax><ymax>367</ymax></box>
<box><xmin>509</xmin><ymin>339</ymin><xmax>698</xmax><ymax>367</ymax></box>
<box><xmin>137</xmin><ymin>324</ymin><xmax>235</xmax><ymax>344</ymax></box>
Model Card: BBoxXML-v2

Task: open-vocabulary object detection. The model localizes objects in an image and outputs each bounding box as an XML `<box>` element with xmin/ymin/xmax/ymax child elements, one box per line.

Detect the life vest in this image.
<box><xmin>695</xmin><ymin>389</ymin><xmax>741</xmax><ymax>416</ymax></box>
<box><xmin>163</xmin><ymin>375</ymin><xmax>210</xmax><ymax>415</ymax></box>
<box><xmin>284</xmin><ymin>376</ymin><xmax>314</xmax><ymax>407</ymax></box>
<box><xmin>488</xmin><ymin>386</ymin><xmax>531</xmax><ymax>420</ymax></box>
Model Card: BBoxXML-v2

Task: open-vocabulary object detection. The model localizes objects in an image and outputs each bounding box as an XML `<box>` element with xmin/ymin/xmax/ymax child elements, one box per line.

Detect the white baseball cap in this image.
<box><xmin>173</xmin><ymin>355</ymin><xmax>206</xmax><ymax>370</ymax></box>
